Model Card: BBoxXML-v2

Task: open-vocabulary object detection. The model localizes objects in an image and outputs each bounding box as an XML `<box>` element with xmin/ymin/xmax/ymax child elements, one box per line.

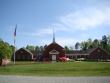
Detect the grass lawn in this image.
<box><xmin>0</xmin><ymin>61</ymin><xmax>110</xmax><ymax>76</ymax></box>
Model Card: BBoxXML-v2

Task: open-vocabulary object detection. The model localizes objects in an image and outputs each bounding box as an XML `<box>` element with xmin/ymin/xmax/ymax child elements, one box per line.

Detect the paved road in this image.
<box><xmin>0</xmin><ymin>75</ymin><xmax>110</xmax><ymax>83</ymax></box>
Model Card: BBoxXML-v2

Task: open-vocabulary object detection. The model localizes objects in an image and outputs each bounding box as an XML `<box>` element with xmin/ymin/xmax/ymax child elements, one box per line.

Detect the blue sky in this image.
<box><xmin>0</xmin><ymin>0</ymin><xmax>110</xmax><ymax>48</ymax></box>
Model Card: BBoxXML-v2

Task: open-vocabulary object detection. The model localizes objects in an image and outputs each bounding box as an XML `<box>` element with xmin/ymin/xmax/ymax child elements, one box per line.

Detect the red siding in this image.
<box><xmin>43</xmin><ymin>43</ymin><xmax>65</xmax><ymax>61</ymax></box>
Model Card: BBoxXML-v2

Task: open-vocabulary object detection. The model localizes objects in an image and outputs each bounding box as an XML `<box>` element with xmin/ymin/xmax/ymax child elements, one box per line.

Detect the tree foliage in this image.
<box><xmin>25</xmin><ymin>45</ymin><xmax>44</xmax><ymax>55</ymax></box>
<box><xmin>75</xmin><ymin>42</ymin><xmax>80</xmax><ymax>50</ymax></box>
<box><xmin>0</xmin><ymin>39</ymin><xmax>14</xmax><ymax>59</ymax></box>
<box><xmin>76</xmin><ymin>35</ymin><xmax>110</xmax><ymax>53</ymax></box>
<box><xmin>26</xmin><ymin>45</ymin><xmax>35</xmax><ymax>52</ymax></box>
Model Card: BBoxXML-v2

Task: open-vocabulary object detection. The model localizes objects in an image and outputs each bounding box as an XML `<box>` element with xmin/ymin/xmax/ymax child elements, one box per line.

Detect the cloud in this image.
<box><xmin>35</xmin><ymin>23</ymin><xmax>69</xmax><ymax>37</ymax></box>
<box><xmin>59</xmin><ymin>7</ymin><xmax>110</xmax><ymax>30</ymax></box>
<box><xmin>18</xmin><ymin>27</ymin><xmax>52</xmax><ymax>37</ymax></box>
<box><xmin>52</xmin><ymin>23</ymin><xmax>68</xmax><ymax>31</ymax></box>
<box><xmin>21</xmin><ymin>24</ymin><xmax>68</xmax><ymax>37</ymax></box>
<box><xmin>19</xmin><ymin>6</ymin><xmax>110</xmax><ymax>42</ymax></box>
<box><xmin>38</xmin><ymin>37</ymin><xmax>78</xmax><ymax>47</ymax></box>
<box><xmin>34</xmin><ymin>6</ymin><xmax>110</xmax><ymax>37</ymax></box>
<box><xmin>56</xmin><ymin>37</ymin><xmax>80</xmax><ymax>47</ymax></box>
<box><xmin>36</xmin><ymin>28</ymin><xmax>53</xmax><ymax>36</ymax></box>
<box><xmin>19</xmin><ymin>7</ymin><xmax>110</xmax><ymax>46</ymax></box>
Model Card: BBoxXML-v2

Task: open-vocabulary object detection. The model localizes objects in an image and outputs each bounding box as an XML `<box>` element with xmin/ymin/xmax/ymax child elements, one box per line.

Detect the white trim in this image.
<box><xmin>49</xmin><ymin>49</ymin><xmax>59</xmax><ymax>55</ymax></box>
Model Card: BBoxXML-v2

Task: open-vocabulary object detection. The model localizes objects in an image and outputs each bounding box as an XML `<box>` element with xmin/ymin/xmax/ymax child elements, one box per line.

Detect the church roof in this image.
<box><xmin>45</xmin><ymin>42</ymin><xmax>64</xmax><ymax>51</ymax></box>
<box><xmin>66</xmin><ymin>47</ymin><xmax>108</xmax><ymax>55</ymax></box>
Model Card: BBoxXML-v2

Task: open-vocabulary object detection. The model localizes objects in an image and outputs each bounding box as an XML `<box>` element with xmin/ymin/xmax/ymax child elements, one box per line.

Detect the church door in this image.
<box><xmin>49</xmin><ymin>49</ymin><xmax>59</xmax><ymax>61</ymax></box>
<box><xmin>52</xmin><ymin>55</ymin><xmax>56</xmax><ymax>61</ymax></box>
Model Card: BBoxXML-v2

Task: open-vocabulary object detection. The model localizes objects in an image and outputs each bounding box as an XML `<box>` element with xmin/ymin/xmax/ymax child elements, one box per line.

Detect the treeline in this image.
<box><xmin>78</xmin><ymin>35</ymin><xmax>110</xmax><ymax>52</ymax></box>
<box><xmin>0</xmin><ymin>35</ymin><xmax>110</xmax><ymax>60</ymax></box>
<box><xmin>65</xmin><ymin>35</ymin><xmax>110</xmax><ymax>53</ymax></box>
<box><xmin>25</xmin><ymin>35</ymin><xmax>110</xmax><ymax>54</ymax></box>
<box><xmin>25</xmin><ymin>45</ymin><xmax>47</xmax><ymax>55</ymax></box>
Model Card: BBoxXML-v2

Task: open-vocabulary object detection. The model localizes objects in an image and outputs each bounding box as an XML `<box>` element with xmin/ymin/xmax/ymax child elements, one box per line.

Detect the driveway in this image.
<box><xmin>0</xmin><ymin>75</ymin><xmax>110</xmax><ymax>83</ymax></box>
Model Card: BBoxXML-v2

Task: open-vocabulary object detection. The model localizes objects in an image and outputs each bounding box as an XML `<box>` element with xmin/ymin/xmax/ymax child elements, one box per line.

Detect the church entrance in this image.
<box><xmin>52</xmin><ymin>55</ymin><xmax>56</xmax><ymax>61</ymax></box>
<box><xmin>49</xmin><ymin>49</ymin><xmax>59</xmax><ymax>61</ymax></box>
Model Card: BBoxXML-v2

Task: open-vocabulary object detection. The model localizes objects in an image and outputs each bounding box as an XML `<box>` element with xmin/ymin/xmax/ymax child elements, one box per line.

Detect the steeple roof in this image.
<box><xmin>53</xmin><ymin>28</ymin><xmax>55</xmax><ymax>43</ymax></box>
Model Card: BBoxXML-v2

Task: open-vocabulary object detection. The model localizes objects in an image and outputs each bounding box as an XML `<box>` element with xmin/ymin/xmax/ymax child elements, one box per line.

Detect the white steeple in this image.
<box><xmin>53</xmin><ymin>28</ymin><xmax>55</xmax><ymax>43</ymax></box>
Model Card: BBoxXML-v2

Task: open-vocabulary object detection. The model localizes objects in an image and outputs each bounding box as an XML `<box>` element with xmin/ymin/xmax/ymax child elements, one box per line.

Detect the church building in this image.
<box><xmin>12</xmin><ymin>28</ymin><xmax>110</xmax><ymax>62</ymax></box>
<box><xmin>43</xmin><ymin>29</ymin><xmax>65</xmax><ymax>61</ymax></box>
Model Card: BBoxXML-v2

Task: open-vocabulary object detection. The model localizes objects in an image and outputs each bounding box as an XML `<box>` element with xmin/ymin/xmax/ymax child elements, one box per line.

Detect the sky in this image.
<box><xmin>0</xmin><ymin>0</ymin><xmax>110</xmax><ymax>48</ymax></box>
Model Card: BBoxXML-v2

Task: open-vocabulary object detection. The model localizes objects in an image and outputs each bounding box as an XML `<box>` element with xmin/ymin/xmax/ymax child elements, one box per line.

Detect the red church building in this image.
<box><xmin>43</xmin><ymin>30</ymin><xmax>65</xmax><ymax>61</ymax></box>
<box><xmin>11</xmin><ymin>28</ymin><xmax>110</xmax><ymax>62</ymax></box>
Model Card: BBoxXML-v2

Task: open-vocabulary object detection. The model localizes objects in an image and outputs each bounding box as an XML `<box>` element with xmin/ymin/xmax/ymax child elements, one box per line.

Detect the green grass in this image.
<box><xmin>0</xmin><ymin>61</ymin><xmax>110</xmax><ymax>76</ymax></box>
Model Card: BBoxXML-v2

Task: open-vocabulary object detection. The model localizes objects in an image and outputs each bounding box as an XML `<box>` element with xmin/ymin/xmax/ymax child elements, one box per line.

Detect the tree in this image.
<box><xmin>69</xmin><ymin>46</ymin><xmax>74</xmax><ymax>51</ymax></box>
<box><xmin>92</xmin><ymin>39</ymin><xmax>99</xmax><ymax>48</ymax></box>
<box><xmin>101</xmin><ymin>35</ymin><xmax>107</xmax><ymax>50</ymax></box>
<box><xmin>106</xmin><ymin>35</ymin><xmax>110</xmax><ymax>52</ymax></box>
<box><xmin>35</xmin><ymin>46</ymin><xmax>40</xmax><ymax>54</ymax></box>
<box><xmin>80</xmin><ymin>41</ymin><xmax>88</xmax><ymax>50</ymax></box>
<box><xmin>39</xmin><ymin>46</ymin><xmax>44</xmax><ymax>52</ymax></box>
<box><xmin>64</xmin><ymin>46</ymin><xmax>70</xmax><ymax>53</ymax></box>
<box><xmin>44</xmin><ymin>44</ymin><xmax>47</xmax><ymax>50</ymax></box>
<box><xmin>107</xmin><ymin>35</ymin><xmax>110</xmax><ymax>45</ymax></box>
<box><xmin>26</xmin><ymin>45</ymin><xmax>35</xmax><ymax>52</ymax></box>
<box><xmin>0</xmin><ymin>39</ymin><xmax>14</xmax><ymax>65</ymax></box>
<box><xmin>87</xmin><ymin>38</ymin><xmax>93</xmax><ymax>49</ymax></box>
<box><xmin>75</xmin><ymin>42</ymin><xmax>80</xmax><ymax>50</ymax></box>
<box><xmin>0</xmin><ymin>41</ymin><xmax>4</xmax><ymax>65</ymax></box>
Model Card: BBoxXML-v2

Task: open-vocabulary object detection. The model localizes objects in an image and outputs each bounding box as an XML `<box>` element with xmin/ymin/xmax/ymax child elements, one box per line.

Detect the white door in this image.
<box><xmin>52</xmin><ymin>55</ymin><xmax>56</xmax><ymax>61</ymax></box>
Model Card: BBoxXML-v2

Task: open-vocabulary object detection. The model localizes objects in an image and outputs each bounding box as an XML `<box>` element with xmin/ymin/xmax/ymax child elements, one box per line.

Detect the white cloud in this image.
<box><xmin>35</xmin><ymin>6</ymin><xmax>110</xmax><ymax>37</ymax></box>
<box><xmin>19</xmin><ymin>7</ymin><xmax>110</xmax><ymax>46</ymax></box>
<box><xmin>59</xmin><ymin>7</ymin><xmax>110</xmax><ymax>30</ymax></box>
<box><xmin>35</xmin><ymin>24</ymin><xmax>68</xmax><ymax>37</ymax></box>
<box><xmin>52</xmin><ymin>23</ymin><xmax>68</xmax><ymax>31</ymax></box>
<box><xmin>19</xmin><ymin>27</ymin><xmax>53</xmax><ymax>37</ymax></box>
<box><xmin>22</xmin><ymin>24</ymin><xmax>68</xmax><ymax>37</ymax></box>
<box><xmin>36</xmin><ymin>28</ymin><xmax>53</xmax><ymax>36</ymax></box>
<box><xmin>56</xmin><ymin>37</ymin><xmax>79</xmax><ymax>47</ymax></box>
